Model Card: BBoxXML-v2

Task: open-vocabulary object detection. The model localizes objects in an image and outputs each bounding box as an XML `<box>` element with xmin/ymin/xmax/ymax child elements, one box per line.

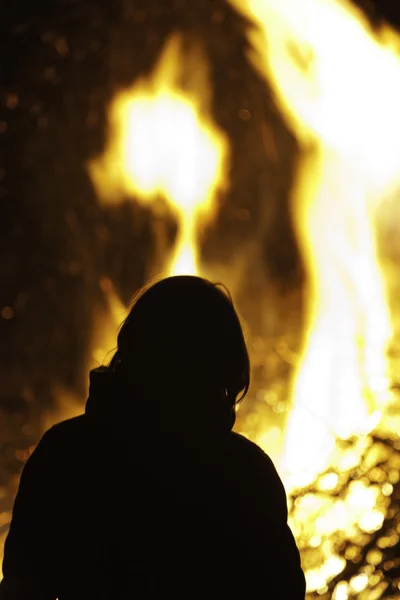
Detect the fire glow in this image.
<box><xmin>89</xmin><ymin>33</ymin><xmax>228</xmax><ymax>277</ymax></box>
<box><xmin>228</xmin><ymin>0</ymin><xmax>400</xmax><ymax>594</ymax></box>
<box><xmin>229</xmin><ymin>0</ymin><xmax>400</xmax><ymax>482</ymax></box>
<box><xmin>32</xmin><ymin>2</ymin><xmax>400</xmax><ymax>597</ymax></box>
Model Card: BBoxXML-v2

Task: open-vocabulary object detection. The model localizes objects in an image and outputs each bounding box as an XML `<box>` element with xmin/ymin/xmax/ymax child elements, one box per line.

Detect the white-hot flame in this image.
<box><xmin>89</xmin><ymin>33</ymin><xmax>229</xmax><ymax>276</ymax></box>
<box><xmin>229</xmin><ymin>0</ymin><xmax>400</xmax><ymax>486</ymax></box>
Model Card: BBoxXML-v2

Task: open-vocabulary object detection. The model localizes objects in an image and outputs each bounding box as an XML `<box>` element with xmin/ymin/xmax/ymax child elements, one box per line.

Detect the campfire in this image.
<box><xmin>228</xmin><ymin>0</ymin><xmax>400</xmax><ymax>596</ymax></box>
<box><xmin>3</xmin><ymin>1</ymin><xmax>400</xmax><ymax>598</ymax></box>
<box><xmin>87</xmin><ymin>1</ymin><xmax>400</xmax><ymax>597</ymax></box>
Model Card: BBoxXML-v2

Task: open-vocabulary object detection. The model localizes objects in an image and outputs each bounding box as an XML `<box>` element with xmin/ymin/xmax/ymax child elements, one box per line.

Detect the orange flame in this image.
<box><xmin>89</xmin><ymin>33</ymin><xmax>229</xmax><ymax>276</ymax></box>
<box><xmin>229</xmin><ymin>0</ymin><xmax>400</xmax><ymax>485</ymax></box>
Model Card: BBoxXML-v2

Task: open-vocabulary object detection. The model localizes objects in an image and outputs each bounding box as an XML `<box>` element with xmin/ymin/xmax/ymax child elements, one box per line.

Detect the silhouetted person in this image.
<box><xmin>0</xmin><ymin>275</ymin><xmax>305</xmax><ymax>599</ymax></box>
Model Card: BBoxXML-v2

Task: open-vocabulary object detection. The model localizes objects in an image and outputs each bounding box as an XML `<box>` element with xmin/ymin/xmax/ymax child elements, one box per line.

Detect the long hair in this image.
<box><xmin>108</xmin><ymin>276</ymin><xmax>250</xmax><ymax>408</ymax></box>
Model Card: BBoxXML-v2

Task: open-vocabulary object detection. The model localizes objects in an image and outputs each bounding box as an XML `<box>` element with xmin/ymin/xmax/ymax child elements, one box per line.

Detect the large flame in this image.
<box><xmin>89</xmin><ymin>33</ymin><xmax>228</xmax><ymax>276</ymax></box>
<box><xmin>230</xmin><ymin>0</ymin><xmax>400</xmax><ymax>485</ymax></box>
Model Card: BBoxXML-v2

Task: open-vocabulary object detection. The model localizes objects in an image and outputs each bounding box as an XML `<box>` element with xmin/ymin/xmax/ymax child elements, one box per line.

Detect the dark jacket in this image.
<box><xmin>0</xmin><ymin>369</ymin><xmax>306</xmax><ymax>599</ymax></box>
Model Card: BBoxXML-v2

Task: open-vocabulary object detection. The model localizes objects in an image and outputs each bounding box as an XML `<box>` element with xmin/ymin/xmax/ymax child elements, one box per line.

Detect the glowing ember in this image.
<box><xmin>89</xmin><ymin>33</ymin><xmax>228</xmax><ymax>276</ymax></box>
<box><xmin>229</xmin><ymin>0</ymin><xmax>400</xmax><ymax>482</ymax></box>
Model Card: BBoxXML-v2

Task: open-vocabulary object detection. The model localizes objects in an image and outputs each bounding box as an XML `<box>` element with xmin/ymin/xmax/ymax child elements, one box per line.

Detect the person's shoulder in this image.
<box><xmin>38</xmin><ymin>414</ymin><xmax>90</xmax><ymax>454</ymax></box>
<box><xmin>18</xmin><ymin>416</ymin><xmax>89</xmax><ymax>482</ymax></box>
<box><xmin>229</xmin><ymin>432</ymin><xmax>285</xmax><ymax>487</ymax></box>
<box><xmin>43</xmin><ymin>414</ymin><xmax>87</xmax><ymax>439</ymax></box>
<box><xmin>229</xmin><ymin>431</ymin><xmax>275</xmax><ymax>466</ymax></box>
<box><xmin>49</xmin><ymin>414</ymin><xmax>88</xmax><ymax>435</ymax></box>
<box><xmin>229</xmin><ymin>432</ymin><xmax>288</xmax><ymax>514</ymax></box>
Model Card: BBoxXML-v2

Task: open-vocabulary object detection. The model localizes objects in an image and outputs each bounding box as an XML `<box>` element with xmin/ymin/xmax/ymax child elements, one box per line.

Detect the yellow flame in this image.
<box><xmin>88</xmin><ymin>278</ymin><xmax>127</xmax><ymax>370</ymax></box>
<box><xmin>89</xmin><ymin>33</ymin><xmax>228</xmax><ymax>276</ymax></box>
<box><xmin>229</xmin><ymin>0</ymin><xmax>400</xmax><ymax>484</ymax></box>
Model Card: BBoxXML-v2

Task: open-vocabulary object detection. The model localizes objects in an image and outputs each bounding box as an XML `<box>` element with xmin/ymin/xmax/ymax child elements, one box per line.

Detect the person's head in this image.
<box><xmin>109</xmin><ymin>275</ymin><xmax>250</xmax><ymax>411</ymax></box>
